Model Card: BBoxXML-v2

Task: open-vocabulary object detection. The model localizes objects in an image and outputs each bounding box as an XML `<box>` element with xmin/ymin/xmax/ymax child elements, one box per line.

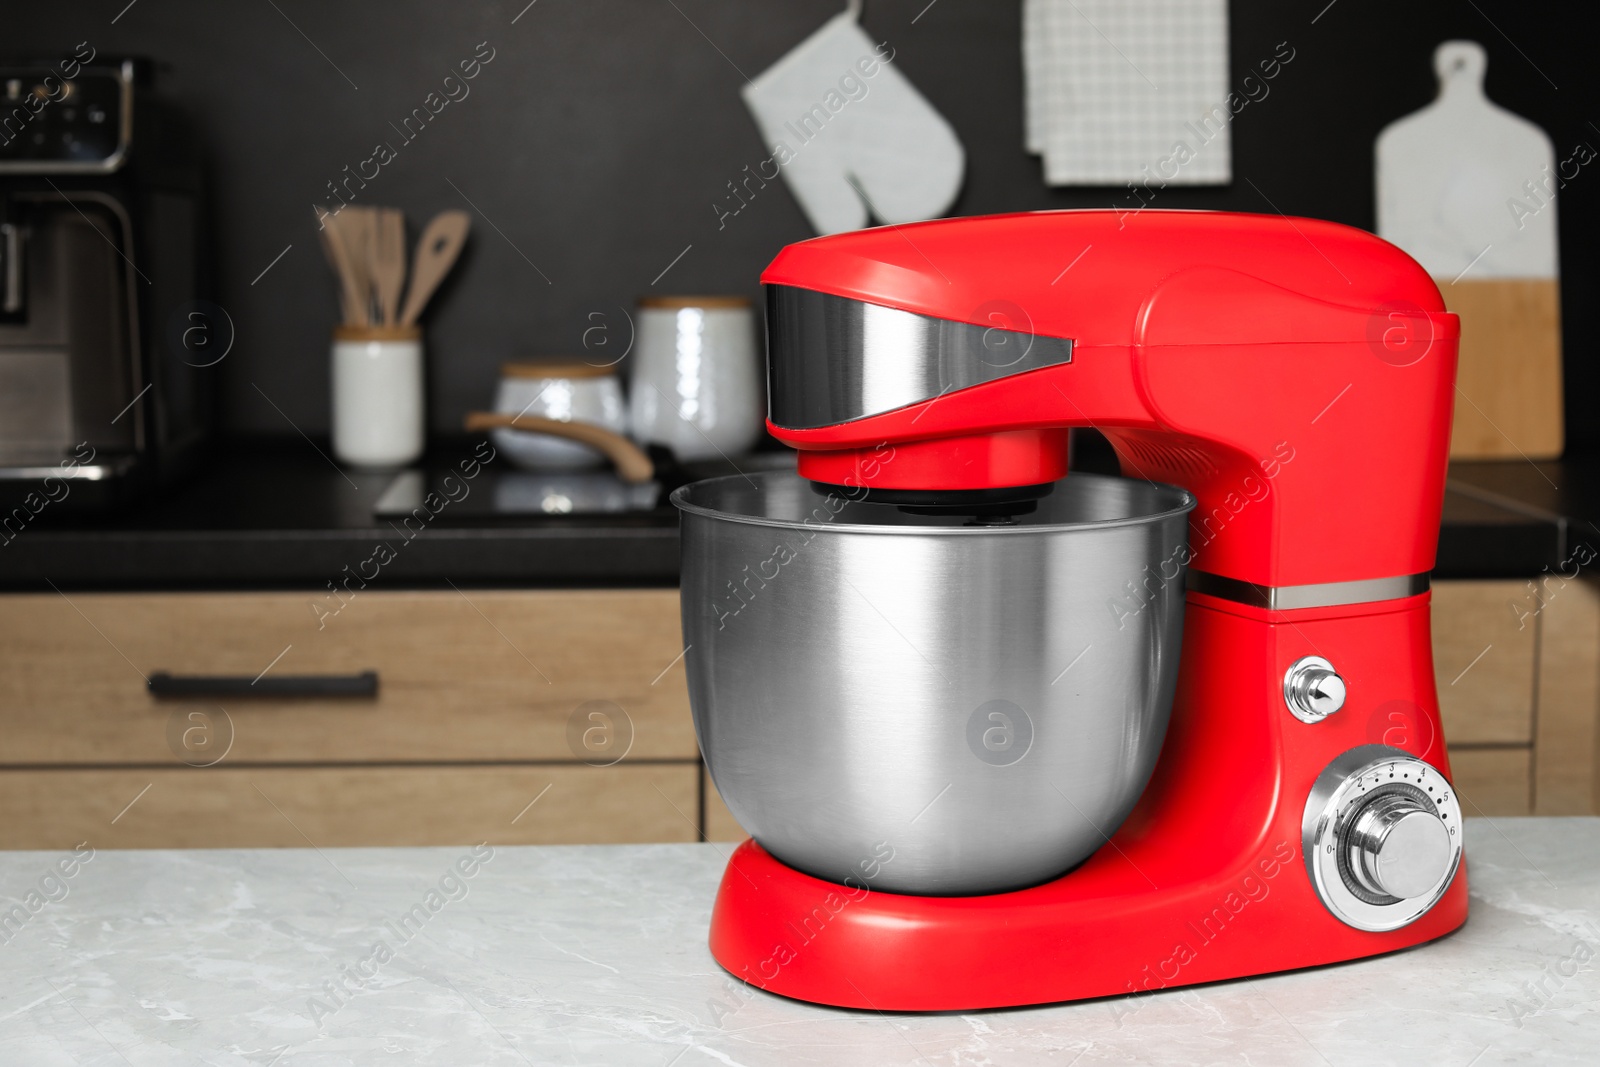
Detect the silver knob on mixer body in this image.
<box><xmin>1302</xmin><ymin>746</ymin><xmax>1464</xmax><ymax>931</ymax></box>
<box><xmin>1284</xmin><ymin>656</ymin><xmax>1346</xmax><ymax>723</ymax></box>
<box><xmin>1345</xmin><ymin>793</ymin><xmax>1454</xmax><ymax>899</ymax></box>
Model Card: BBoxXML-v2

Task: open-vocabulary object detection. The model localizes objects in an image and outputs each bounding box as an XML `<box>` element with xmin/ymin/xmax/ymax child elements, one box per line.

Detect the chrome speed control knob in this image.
<box><xmin>1345</xmin><ymin>793</ymin><xmax>1454</xmax><ymax>900</ymax></box>
<box><xmin>1302</xmin><ymin>746</ymin><xmax>1464</xmax><ymax>931</ymax></box>
<box><xmin>1284</xmin><ymin>655</ymin><xmax>1346</xmax><ymax>723</ymax></box>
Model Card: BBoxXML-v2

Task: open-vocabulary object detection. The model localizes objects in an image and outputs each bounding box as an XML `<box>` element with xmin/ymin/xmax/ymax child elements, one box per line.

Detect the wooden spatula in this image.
<box><xmin>463</xmin><ymin>411</ymin><xmax>654</xmax><ymax>483</ymax></box>
<box><xmin>372</xmin><ymin>208</ymin><xmax>407</xmax><ymax>326</ymax></box>
<box><xmin>399</xmin><ymin>210</ymin><xmax>471</xmax><ymax>326</ymax></box>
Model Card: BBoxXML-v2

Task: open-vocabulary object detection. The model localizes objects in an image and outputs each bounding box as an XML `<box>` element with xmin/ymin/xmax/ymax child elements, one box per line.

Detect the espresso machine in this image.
<box><xmin>0</xmin><ymin>56</ymin><xmax>210</xmax><ymax>509</ymax></box>
<box><xmin>673</xmin><ymin>210</ymin><xmax>1466</xmax><ymax>1009</ymax></box>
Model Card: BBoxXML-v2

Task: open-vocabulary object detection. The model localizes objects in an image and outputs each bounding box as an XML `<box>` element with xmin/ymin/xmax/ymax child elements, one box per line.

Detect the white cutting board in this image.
<box><xmin>1375</xmin><ymin>40</ymin><xmax>1564</xmax><ymax>459</ymax></box>
<box><xmin>1376</xmin><ymin>40</ymin><xmax>1557</xmax><ymax>278</ymax></box>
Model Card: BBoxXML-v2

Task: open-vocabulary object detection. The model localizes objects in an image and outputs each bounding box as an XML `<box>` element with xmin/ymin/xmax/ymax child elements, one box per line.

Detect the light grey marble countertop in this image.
<box><xmin>0</xmin><ymin>819</ymin><xmax>1596</xmax><ymax>1066</ymax></box>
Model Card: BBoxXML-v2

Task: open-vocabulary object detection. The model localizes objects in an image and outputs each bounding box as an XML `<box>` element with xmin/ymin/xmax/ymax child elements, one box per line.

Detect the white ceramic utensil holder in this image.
<box><xmin>629</xmin><ymin>296</ymin><xmax>762</xmax><ymax>461</ymax></box>
<box><xmin>332</xmin><ymin>326</ymin><xmax>425</xmax><ymax>468</ymax></box>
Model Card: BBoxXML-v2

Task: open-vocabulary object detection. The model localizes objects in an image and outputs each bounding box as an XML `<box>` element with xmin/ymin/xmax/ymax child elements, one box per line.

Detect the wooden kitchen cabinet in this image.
<box><xmin>0</xmin><ymin>764</ymin><xmax>700</xmax><ymax>850</ymax></box>
<box><xmin>0</xmin><ymin>589</ymin><xmax>705</xmax><ymax>849</ymax></box>
<box><xmin>704</xmin><ymin>769</ymin><xmax>745</xmax><ymax>844</ymax></box>
<box><xmin>1430</xmin><ymin>581</ymin><xmax>1535</xmax><ymax>745</ymax></box>
<box><xmin>1432</xmin><ymin>578</ymin><xmax>1600</xmax><ymax>816</ymax></box>
<box><xmin>1532</xmin><ymin>577</ymin><xmax>1600</xmax><ymax>814</ymax></box>
<box><xmin>1446</xmin><ymin>749</ymin><xmax>1534</xmax><ymax>816</ymax></box>
<box><xmin>0</xmin><ymin>590</ymin><xmax>696</xmax><ymax>764</ymax></box>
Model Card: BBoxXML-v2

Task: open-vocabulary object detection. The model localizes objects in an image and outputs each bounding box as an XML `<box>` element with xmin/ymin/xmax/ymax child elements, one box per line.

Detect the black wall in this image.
<box><xmin>8</xmin><ymin>1</ymin><xmax>1597</xmax><ymax>449</ymax></box>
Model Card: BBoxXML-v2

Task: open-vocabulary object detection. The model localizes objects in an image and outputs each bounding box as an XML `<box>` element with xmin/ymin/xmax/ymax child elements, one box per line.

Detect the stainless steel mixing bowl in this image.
<box><xmin>673</xmin><ymin>471</ymin><xmax>1195</xmax><ymax>895</ymax></box>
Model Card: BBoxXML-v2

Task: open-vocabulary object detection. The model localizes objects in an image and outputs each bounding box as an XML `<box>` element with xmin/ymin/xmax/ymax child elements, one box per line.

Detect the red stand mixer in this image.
<box><xmin>671</xmin><ymin>209</ymin><xmax>1465</xmax><ymax>1010</ymax></box>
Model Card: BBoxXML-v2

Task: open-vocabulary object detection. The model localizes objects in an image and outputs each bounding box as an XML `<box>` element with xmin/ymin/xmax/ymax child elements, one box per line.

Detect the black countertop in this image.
<box><xmin>1</xmin><ymin>441</ymin><xmax>682</xmax><ymax>592</ymax></box>
<box><xmin>0</xmin><ymin>438</ymin><xmax>1585</xmax><ymax>591</ymax></box>
<box><xmin>1446</xmin><ymin>459</ymin><xmax>1600</xmax><ymax>565</ymax></box>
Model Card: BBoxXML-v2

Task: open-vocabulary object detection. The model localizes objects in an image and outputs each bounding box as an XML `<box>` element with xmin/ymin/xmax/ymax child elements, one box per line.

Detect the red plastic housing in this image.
<box><xmin>762</xmin><ymin>210</ymin><xmax>1459</xmax><ymax>589</ymax></box>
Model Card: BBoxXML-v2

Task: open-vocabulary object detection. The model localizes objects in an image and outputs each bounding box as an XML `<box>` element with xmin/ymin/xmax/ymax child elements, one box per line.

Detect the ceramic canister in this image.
<box><xmin>492</xmin><ymin>361</ymin><xmax>629</xmax><ymax>471</ymax></box>
<box><xmin>628</xmin><ymin>296</ymin><xmax>762</xmax><ymax>461</ymax></box>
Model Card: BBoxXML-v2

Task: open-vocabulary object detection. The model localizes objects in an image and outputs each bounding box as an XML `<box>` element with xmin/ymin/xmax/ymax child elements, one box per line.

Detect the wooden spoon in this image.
<box><xmin>315</xmin><ymin>207</ymin><xmax>365</xmax><ymax>327</ymax></box>
<box><xmin>372</xmin><ymin>208</ymin><xmax>407</xmax><ymax>326</ymax></box>
<box><xmin>326</xmin><ymin>207</ymin><xmax>376</xmax><ymax>327</ymax></box>
<box><xmin>399</xmin><ymin>210</ymin><xmax>471</xmax><ymax>326</ymax></box>
<box><xmin>463</xmin><ymin>412</ymin><xmax>654</xmax><ymax>484</ymax></box>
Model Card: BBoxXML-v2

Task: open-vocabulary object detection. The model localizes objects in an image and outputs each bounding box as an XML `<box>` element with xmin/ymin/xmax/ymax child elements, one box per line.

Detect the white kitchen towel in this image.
<box><xmin>1023</xmin><ymin>0</ymin><xmax>1047</xmax><ymax>154</ymax></box>
<box><xmin>1024</xmin><ymin>0</ymin><xmax>1230</xmax><ymax>186</ymax></box>
<box><xmin>741</xmin><ymin>9</ymin><xmax>965</xmax><ymax>235</ymax></box>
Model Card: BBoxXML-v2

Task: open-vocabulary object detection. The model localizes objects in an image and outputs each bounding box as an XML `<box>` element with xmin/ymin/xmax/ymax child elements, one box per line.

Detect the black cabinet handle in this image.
<box><xmin>148</xmin><ymin>671</ymin><xmax>379</xmax><ymax>699</ymax></box>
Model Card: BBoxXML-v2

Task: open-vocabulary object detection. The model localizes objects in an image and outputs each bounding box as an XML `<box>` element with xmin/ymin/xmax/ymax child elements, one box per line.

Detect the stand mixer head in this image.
<box><xmin>674</xmin><ymin>209</ymin><xmax>1468</xmax><ymax>1010</ymax></box>
<box><xmin>761</xmin><ymin>209</ymin><xmax>1455</xmax><ymax>589</ymax></box>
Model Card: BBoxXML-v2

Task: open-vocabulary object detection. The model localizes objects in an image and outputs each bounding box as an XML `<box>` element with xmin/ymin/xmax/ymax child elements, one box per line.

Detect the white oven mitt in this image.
<box><xmin>741</xmin><ymin>8</ymin><xmax>964</xmax><ymax>234</ymax></box>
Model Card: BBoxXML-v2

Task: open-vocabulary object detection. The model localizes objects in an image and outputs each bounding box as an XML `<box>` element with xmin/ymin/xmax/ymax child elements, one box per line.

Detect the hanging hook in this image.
<box><xmin>845</xmin><ymin>0</ymin><xmax>863</xmax><ymax>20</ymax></box>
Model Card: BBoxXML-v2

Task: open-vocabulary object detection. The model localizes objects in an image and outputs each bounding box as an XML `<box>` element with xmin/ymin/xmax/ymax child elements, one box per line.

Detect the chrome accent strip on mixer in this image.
<box><xmin>766</xmin><ymin>286</ymin><xmax>1073</xmax><ymax>429</ymax></box>
<box><xmin>1186</xmin><ymin>570</ymin><xmax>1431</xmax><ymax>610</ymax></box>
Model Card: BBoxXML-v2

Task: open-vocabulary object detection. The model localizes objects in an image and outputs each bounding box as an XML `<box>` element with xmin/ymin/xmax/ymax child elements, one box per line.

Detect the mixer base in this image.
<box><xmin>705</xmin><ymin>589</ymin><xmax>1471</xmax><ymax>1009</ymax></box>
<box><xmin>707</xmin><ymin>837</ymin><xmax>1468</xmax><ymax>1011</ymax></box>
